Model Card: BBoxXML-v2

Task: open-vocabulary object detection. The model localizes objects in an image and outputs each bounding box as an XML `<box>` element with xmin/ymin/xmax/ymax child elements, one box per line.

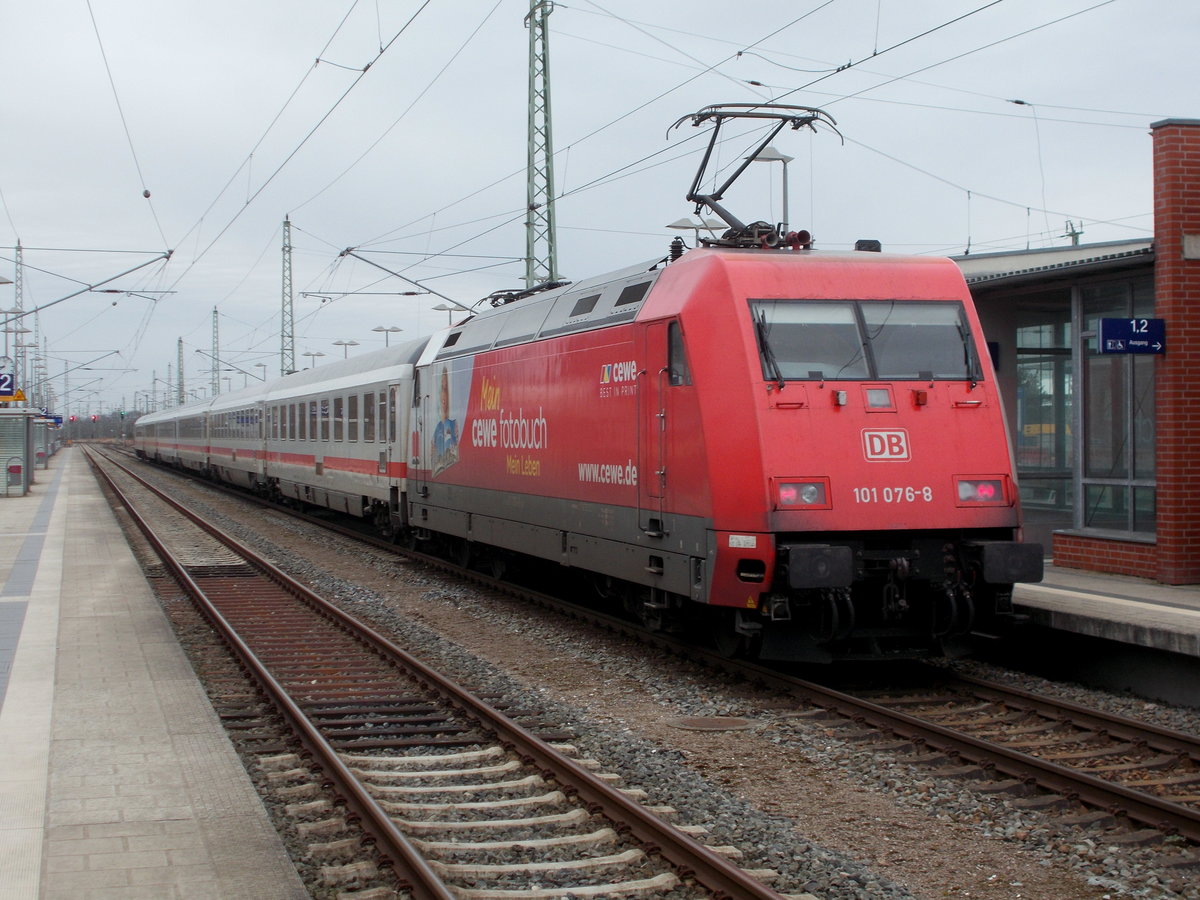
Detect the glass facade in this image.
<box><xmin>1080</xmin><ymin>279</ymin><xmax>1156</xmax><ymax>534</ymax></box>
<box><xmin>1013</xmin><ymin>276</ymin><xmax>1155</xmax><ymax>539</ymax></box>
<box><xmin>1015</xmin><ymin>293</ymin><xmax>1073</xmax><ymax>533</ymax></box>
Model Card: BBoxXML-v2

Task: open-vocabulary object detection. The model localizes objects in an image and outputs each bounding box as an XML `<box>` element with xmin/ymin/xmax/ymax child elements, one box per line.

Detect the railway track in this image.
<box><xmin>856</xmin><ymin>670</ymin><xmax>1200</xmax><ymax>842</ymax></box>
<box><xmin>84</xmin><ymin>446</ymin><xmax>791</xmax><ymax>899</ymax></box>
<box><xmin>104</xmin><ymin>444</ymin><xmax>1200</xmax><ymax>880</ymax></box>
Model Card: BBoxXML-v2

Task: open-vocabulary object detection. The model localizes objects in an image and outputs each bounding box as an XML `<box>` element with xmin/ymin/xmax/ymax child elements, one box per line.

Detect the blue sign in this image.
<box><xmin>1099</xmin><ymin>317</ymin><xmax>1166</xmax><ymax>355</ymax></box>
<box><xmin>0</xmin><ymin>371</ymin><xmax>13</xmax><ymax>394</ymax></box>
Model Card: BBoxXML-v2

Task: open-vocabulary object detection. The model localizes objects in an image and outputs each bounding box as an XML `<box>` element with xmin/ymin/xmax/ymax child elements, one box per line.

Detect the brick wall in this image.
<box><xmin>1052</xmin><ymin>532</ymin><xmax>1157</xmax><ymax>579</ymax></box>
<box><xmin>1149</xmin><ymin>119</ymin><xmax>1200</xmax><ymax>583</ymax></box>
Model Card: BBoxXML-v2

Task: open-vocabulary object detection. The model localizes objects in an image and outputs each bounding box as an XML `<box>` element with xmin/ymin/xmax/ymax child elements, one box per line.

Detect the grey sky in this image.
<box><xmin>0</xmin><ymin>0</ymin><xmax>1192</xmax><ymax>411</ymax></box>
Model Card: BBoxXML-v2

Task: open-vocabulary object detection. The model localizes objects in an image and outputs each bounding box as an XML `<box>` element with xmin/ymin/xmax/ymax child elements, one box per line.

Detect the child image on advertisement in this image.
<box><xmin>432</xmin><ymin>367</ymin><xmax>458</xmax><ymax>475</ymax></box>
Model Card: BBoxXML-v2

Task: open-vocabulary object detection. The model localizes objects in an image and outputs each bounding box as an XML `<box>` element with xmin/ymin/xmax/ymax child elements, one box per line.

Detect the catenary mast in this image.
<box><xmin>281</xmin><ymin>216</ymin><xmax>295</xmax><ymax>376</ymax></box>
<box><xmin>211</xmin><ymin>307</ymin><xmax>220</xmax><ymax>396</ymax></box>
<box><xmin>525</xmin><ymin>1</ymin><xmax>559</xmax><ymax>288</ymax></box>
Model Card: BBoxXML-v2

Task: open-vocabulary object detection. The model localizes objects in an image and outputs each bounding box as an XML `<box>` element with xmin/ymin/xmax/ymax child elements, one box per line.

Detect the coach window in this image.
<box><xmin>289</xmin><ymin>403</ymin><xmax>298</xmax><ymax>440</ymax></box>
<box><xmin>308</xmin><ymin>401</ymin><xmax>318</xmax><ymax>441</ymax></box>
<box><xmin>348</xmin><ymin>395</ymin><xmax>359</xmax><ymax>442</ymax></box>
<box><xmin>270</xmin><ymin>407</ymin><xmax>278</xmax><ymax>441</ymax></box>
<box><xmin>379</xmin><ymin>391</ymin><xmax>389</xmax><ymax>443</ymax></box>
<box><xmin>298</xmin><ymin>402</ymin><xmax>308</xmax><ymax>440</ymax></box>
<box><xmin>363</xmin><ymin>391</ymin><xmax>376</xmax><ymax>442</ymax></box>
<box><xmin>668</xmin><ymin>321</ymin><xmax>691</xmax><ymax>386</ymax></box>
<box><xmin>334</xmin><ymin>397</ymin><xmax>344</xmax><ymax>441</ymax></box>
<box><xmin>320</xmin><ymin>399</ymin><xmax>330</xmax><ymax>441</ymax></box>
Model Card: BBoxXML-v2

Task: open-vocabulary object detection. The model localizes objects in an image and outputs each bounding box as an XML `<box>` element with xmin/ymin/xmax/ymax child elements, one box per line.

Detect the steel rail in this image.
<box><xmin>90</xmin><ymin>446</ymin><xmax>786</xmax><ymax>900</ymax></box>
<box><xmin>725</xmin><ymin>658</ymin><xmax>1200</xmax><ymax>844</ymax></box>
<box><xmin>85</xmin><ymin>448</ymin><xmax>455</xmax><ymax>900</ymax></box>
<box><xmin>947</xmin><ymin>670</ymin><xmax>1200</xmax><ymax>761</ymax></box>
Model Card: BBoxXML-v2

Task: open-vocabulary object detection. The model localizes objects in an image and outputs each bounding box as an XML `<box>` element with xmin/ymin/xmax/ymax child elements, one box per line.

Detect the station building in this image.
<box><xmin>959</xmin><ymin>118</ymin><xmax>1200</xmax><ymax>584</ymax></box>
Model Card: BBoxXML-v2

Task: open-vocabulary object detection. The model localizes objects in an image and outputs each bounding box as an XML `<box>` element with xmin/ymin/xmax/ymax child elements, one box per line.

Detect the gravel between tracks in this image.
<box><xmin>139</xmin><ymin>472</ymin><xmax>1200</xmax><ymax>900</ymax></box>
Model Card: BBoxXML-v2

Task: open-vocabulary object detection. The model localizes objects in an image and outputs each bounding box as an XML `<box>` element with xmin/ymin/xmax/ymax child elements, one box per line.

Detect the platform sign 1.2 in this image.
<box><xmin>1098</xmin><ymin>318</ymin><xmax>1166</xmax><ymax>355</ymax></box>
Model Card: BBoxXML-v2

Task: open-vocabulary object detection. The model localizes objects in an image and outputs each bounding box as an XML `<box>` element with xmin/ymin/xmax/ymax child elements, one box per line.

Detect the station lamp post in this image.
<box><xmin>666</xmin><ymin>217</ymin><xmax>724</xmax><ymax>245</ymax></box>
<box><xmin>332</xmin><ymin>339</ymin><xmax>359</xmax><ymax>358</ymax></box>
<box><xmin>302</xmin><ymin>351</ymin><xmax>325</xmax><ymax>369</ymax></box>
<box><xmin>371</xmin><ymin>325</ymin><xmax>403</xmax><ymax>347</ymax></box>
<box><xmin>748</xmin><ymin>145</ymin><xmax>794</xmax><ymax>234</ymax></box>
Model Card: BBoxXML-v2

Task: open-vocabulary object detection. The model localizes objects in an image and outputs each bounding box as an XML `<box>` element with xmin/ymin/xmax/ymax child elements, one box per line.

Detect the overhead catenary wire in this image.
<box><xmin>169</xmin><ymin>0</ymin><xmax>366</xmax><ymax>257</ymax></box>
<box><xmin>797</xmin><ymin>0</ymin><xmax>1120</xmax><ymax>111</ymax></box>
<box><xmin>291</xmin><ymin>0</ymin><xmax>506</xmax><ymax>214</ymax></box>
<box><xmin>65</xmin><ymin>1</ymin><xmax>1159</xmax><ymax>407</ymax></box>
<box><xmin>84</xmin><ymin>0</ymin><xmax>170</xmax><ymax>248</ymax></box>
<box><xmin>161</xmin><ymin>0</ymin><xmax>435</xmax><ymax>296</ymax></box>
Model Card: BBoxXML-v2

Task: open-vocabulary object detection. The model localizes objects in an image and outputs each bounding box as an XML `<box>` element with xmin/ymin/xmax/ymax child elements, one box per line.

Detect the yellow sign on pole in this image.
<box><xmin>0</xmin><ymin>389</ymin><xmax>27</xmax><ymax>402</ymax></box>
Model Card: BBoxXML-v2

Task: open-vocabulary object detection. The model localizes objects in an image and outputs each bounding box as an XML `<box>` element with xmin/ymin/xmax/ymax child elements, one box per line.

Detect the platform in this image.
<box><xmin>1015</xmin><ymin>563</ymin><xmax>1200</xmax><ymax>658</ymax></box>
<box><xmin>0</xmin><ymin>446</ymin><xmax>306</xmax><ymax>900</ymax></box>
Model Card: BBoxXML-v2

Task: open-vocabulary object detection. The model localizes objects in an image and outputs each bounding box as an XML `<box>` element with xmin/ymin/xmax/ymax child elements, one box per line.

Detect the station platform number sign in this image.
<box><xmin>0</xmin><ymin>354</ymin><xmax>13</xmax><ymax>398</ymax></box>
<box><xmin>1099</xmin><ymin>317</ymin><xmax>1166</xmax><ymax>355</ymax></box>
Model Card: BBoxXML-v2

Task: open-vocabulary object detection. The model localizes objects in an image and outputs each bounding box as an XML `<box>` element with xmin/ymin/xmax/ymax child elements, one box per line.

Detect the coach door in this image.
<box><xmin>637</xmin><ymin>322</ymin><xmax>669</xmax><ymax>535</ymax></box>
<box><xmin>411</xmin><ymin>369</ymin><xmax>430</xmax><ymax>499</ymax></box>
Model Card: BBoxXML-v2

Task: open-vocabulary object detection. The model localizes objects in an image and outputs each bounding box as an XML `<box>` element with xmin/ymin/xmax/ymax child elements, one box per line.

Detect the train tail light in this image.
<box><xmin>776</xmin><ymin>479</ymin><xmax>831</xmax><ymax>509</ymax></box>
<box><xmin>955</xmin><ymin>477</ymin><xmax>1006</xmax><ymax>505</ymax></box>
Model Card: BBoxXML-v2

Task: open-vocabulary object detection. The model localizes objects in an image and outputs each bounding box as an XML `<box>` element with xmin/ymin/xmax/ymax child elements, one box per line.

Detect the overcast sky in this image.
<box><xmin>0</xmin><ymin>0</ymin><xmax>1194</xmax><ymax>412</ymax></box>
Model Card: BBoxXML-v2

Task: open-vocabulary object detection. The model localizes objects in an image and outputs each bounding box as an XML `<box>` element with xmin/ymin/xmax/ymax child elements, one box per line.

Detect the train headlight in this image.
<box><xmin>955</xmin><ymin>477</ymin><xmax>1006</xmax><ymax>505</ymax></box>
<box><xmin>776</xmin><ymin>479</ymin><xmax>830</xmax><ymax>508</ymax></box>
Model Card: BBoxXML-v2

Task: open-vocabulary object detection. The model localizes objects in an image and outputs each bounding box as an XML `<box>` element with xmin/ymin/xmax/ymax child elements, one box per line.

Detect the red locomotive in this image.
<box><xmin>137</xmin><ymin>104</ymin><xmax>1042</xmax><ymax>662</ymax></box>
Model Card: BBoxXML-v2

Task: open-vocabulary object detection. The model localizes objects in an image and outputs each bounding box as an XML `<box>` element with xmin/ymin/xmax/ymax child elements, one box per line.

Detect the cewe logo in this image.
<box><xmin>600</xmin><ymin>360</ymin><xmax>637</xmax><ymax>384</ymax></box>
<box><xmin>862</xmin><ymin>429</ymin><xmax>910</xmax><ymax>461</ymax></box>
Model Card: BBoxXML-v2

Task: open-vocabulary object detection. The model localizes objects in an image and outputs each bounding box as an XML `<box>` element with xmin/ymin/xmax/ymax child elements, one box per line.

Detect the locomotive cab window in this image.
<box><xmin>750</xmin><ymin>299</ymin><xmax>981</xmax><ymax>383</ymax></box>
<box><xmin>668</xmin><ymin>321</ymin><xmax>691</xmax><ymax>386</ymax></box>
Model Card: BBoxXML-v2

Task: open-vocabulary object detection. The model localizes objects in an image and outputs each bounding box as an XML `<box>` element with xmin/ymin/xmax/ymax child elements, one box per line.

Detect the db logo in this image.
<box><xmin>862</xmin><ymin>429</ymin><xmax>910</xmax><ymax>461</ymax></box>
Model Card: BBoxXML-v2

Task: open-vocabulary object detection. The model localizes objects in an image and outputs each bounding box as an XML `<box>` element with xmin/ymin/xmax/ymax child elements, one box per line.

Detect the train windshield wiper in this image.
<box><xmin>957</xmin><ymin>318</ymin><xmax>979</xmax><ymax>389</ymax></box>
<box><xmin>755</xmin><ymin>309</ymin><xmax>786</xmax><ymax>391</ymax></box>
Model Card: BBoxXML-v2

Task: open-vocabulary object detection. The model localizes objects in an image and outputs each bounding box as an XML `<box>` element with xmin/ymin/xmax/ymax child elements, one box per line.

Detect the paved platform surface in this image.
<box><xmin>0</xmin><ymin>447</ymin><xmax>307</xmax><ymax>900</ymax></box>
<box><xmin>1016</xmin><ymin>563</ymin><xmax>1200</xmax><ymax>658</ymax></box>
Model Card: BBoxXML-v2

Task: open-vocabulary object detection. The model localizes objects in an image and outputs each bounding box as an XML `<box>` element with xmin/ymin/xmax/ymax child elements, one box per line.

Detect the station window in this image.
<box><xmin>1081</xmin><ymin>279</ymin><xmax>1155</xmax><ymax>535</ymax></box>
<box><xmin>1015</xmin><ymin>294</ymin><xmax>1073</xmax><ymax>535</ymax></box>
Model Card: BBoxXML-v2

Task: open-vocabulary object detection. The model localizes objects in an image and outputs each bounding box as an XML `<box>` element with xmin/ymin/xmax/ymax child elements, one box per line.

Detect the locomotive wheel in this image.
<box><xmin>712</xmin><ymin>628</ymin><xmax>748</xmax><ymax>658</ymax></box>
<box><xmin>710</xmin><ymin>609</ymin><xmax>761</xmax><ymax>659</ymax></box>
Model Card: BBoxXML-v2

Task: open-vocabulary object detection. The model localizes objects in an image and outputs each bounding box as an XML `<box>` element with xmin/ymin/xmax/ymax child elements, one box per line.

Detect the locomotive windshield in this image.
<box><xmin>750</xmin><ymin>299</ymin><xmax>981</xmax><ymax>382</ymax></box>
